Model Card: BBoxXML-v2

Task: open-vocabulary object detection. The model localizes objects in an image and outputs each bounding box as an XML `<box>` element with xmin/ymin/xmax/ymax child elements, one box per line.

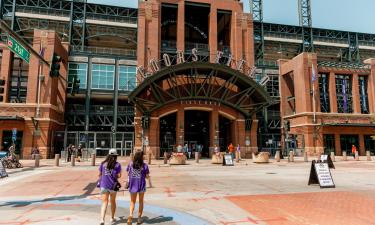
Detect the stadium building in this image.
<box><xmin>0</xmin><ymin>0</ymin><xmax>374</xmax><ymax>158</ymax></box>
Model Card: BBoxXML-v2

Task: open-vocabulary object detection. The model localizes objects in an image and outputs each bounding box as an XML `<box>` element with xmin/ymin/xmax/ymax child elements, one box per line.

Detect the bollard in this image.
<box><xmin>289</xmin><ymin>151</ymin><xmax>294</xmax><ymax>162</ymax></box>
<box><xmin>304</xmin><ymin>151</ymin><xmax>308</xmax><ymax>162</ymax></box>
<box><xmin>91</xmin><ymin>154</ymin><xmax>96</xmax><ymax>166</ymax></box>
<box><xmin>71</xmin><ymin>155</ymin><xmax>75</xmax><ymax>166</ymax></box>
<box><xmin>252</xmin><ymin>152</ymin><xmax>256</xmax><ymax>162</ymax></box>
<box><xmin>275</xmin><ymin>151</ymin><xmax>280</xmax><ymax>162</ymax></box>
<box><xmin>148</xmin><ymin>151</ymin><xmax>152</xmax><ymax>165</ymax></box>
<box><xmin>330</xmin><ymin>152</ymin><xmax>335</xmax><ymax>162</ymax></box>
<box><xmin>235</xmin><ymin>151</ymin><xmax>239</xmax><ymax>163</ymax></box>
<box><xmin>342</xmin><ymin>151</ymin><xmax>347</xmax><ymax>161</ymax></box>
<box><xmin>355</xmin><ymin>151</ymin><xmax>359</xmax><ymax>161</ymax></box>
<box><xmin>163</xmin><ymin>152</ymin><xmax>168</xmax><ymax>164</ymax></box>
<box><xmin>195</xmin><ymin>152</ymin><xmax>199</xmax><ymax>163</ymax></box>
<box><xmin>366</xmin><ymin>151</ymin><xmax>371</xmax><ymax>161</ymax></box>
<box><xmin>34</xmin><ymin>154</ymin><xmax>40</xmax><ymax>167</ymax></box>
<box><xmin>55</xmin><ymin>154</ymin><xmax>60</xmax><ymax>167</ymax></box>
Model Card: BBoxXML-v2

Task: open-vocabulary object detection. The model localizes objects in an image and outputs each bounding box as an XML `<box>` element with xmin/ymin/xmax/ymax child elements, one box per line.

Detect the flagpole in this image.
<box><xmin>313</xmin><ymin>78</ymin><xmax>316</xmax><ymax>124</ymax></box>
<box><xmin>312</xmin><ymin>64</ymin><xmax>316</xmax><ymax>124</ymax></box>
<box><xmin>36</xmin><ymin>42</ymin><xmax>43</xmax><ymax>118</ymax></box>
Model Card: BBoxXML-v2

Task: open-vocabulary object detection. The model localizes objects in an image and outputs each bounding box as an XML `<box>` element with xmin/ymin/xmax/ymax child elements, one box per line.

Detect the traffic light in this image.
<box><xmin>50</xmin><ymin>53</ymin><xmax>62</xmax><ymax>77</ymax></box>
<box><xmin>0</xmin><ymin>79</ymin><xmax>5</xmax><ymax>102</ymax></box>
<box><xmin>70</xmin><ymin>77</ymin><xmax>80</xmax><ymax>96</ymax></box>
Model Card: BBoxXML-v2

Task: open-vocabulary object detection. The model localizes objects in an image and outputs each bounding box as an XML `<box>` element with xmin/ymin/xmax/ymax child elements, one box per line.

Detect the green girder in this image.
<box><xmin>129</xmin><ymin>62</ymin><xmax>272</xmax><ymax>117</ymax></box>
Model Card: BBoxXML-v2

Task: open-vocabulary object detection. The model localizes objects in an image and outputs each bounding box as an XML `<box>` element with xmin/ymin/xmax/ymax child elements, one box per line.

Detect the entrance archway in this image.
<box><xmin>219</xmin><ymin>115</ymin><xmax>232</xmax><ymax>152</ymax></box>
<box><xmin>159</xmin><ymin>112</ymin><xmax>176</xmax><ymax>157</ymax></box>
<box><xmin>184</xmin><ymin>110</ymin><xmax>210</xmax><ymax>157</ymax></box>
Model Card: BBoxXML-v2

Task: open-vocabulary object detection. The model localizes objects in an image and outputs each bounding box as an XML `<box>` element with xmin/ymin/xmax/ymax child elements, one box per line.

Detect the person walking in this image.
<box><xmin>228</xmin><ymin>143</ymin><xmax>235</xmax><ymax>160</ymax></box>
<box><xmin>126</xmin><ymin>150</ymin><xmax>150</xmax><ymax>225</ymax></box>
<box><xmin>236</xmin><ymin>144</ymin><xmax>241</xmax><ymax>160</ymax></box>
<box><xmin>98</xmin><ymin>149</ymin><xmax>122</xmax><ymax>225</ymax></box>
<box><xmin>67</xmin><ymin>144</ymin><xmax>72</xmax><ymax>162</ymax></box>
<box><xmin>352</xmin><ymin>145</ymin><xmax>357</xmax><ymax>159</ymax></box>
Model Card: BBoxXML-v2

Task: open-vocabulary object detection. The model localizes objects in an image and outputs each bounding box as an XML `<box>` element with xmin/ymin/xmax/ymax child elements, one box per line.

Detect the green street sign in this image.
<box><xmin>7</xmin><ymin>35</ymin><xmax>30</xmax><ymax>64</ymax></box>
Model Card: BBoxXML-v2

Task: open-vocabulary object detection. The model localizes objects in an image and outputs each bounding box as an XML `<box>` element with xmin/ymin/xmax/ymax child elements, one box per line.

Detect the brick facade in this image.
<box><xmin>0</xmin><ymin>30</ymin><xmax>69</xmax><ymax>158</ymax></box>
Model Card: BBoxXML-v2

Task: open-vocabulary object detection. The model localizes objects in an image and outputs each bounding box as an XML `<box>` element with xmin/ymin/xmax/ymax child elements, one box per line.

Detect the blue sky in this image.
<box><xmin>89</xmin><ymin>0</ymin><xmax>375</xmax><ymax>34</ymax></box>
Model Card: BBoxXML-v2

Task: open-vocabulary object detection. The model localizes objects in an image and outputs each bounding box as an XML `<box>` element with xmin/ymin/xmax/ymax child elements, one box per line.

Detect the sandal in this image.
<box><xmin>127</xmin><ymin>216</ymin><xmax>132</xmax><ymax>225</ymax></box>
<box><xmin>137</xmin><ymin>217</ymin><xmax>143</xmax><ymax>225</ymax></box>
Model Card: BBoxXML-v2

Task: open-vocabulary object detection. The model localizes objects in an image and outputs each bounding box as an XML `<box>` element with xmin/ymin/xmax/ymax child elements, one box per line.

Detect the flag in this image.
<box><xmin>39</xmin><ymin>47</ymin><xmax>45</xmax><ymax>57</ymax></box>
<box><xmin>342</xmin><ymin>79</ymin><xmax>348</xmax><ymax>113</ymax></box>
<box><xmin>311</xmin><ymin>64</ymin><xmax>317</xmax><ymax>83</ymax></box>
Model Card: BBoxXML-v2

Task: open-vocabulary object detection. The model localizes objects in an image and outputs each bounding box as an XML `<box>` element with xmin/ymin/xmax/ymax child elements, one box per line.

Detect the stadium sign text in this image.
<box><xmin>137</xmin><ymin>48</ymin><xmax>256</xmax><ymax>79</ymax></box>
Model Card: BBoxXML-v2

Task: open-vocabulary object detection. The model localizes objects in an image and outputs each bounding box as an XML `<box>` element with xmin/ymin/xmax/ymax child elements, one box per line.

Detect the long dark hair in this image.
<box><xmin>133</xmin><ymin>151</ymin><xmax>144</xmax><ymax>170</ymax></box>
<box><xmin>102</xmin><ymin>155</ymin><xmax>117</xmax><ymax>170</ymax></box>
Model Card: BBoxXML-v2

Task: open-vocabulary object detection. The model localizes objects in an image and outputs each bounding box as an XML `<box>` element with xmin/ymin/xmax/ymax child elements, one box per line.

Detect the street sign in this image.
<box><xmin>308</xmin><ymin>160</ymin><xmax>335</xmax><ymax>188</ymax></box>
<box><xmin>12</xmin><ymin>128</ymin><xmax>17</xmax><ymax>142</ymax></box>
<box><xmin>7</xmin><ymin>35</ymin><xmax>30</xmax><ymax>64</ymax></box>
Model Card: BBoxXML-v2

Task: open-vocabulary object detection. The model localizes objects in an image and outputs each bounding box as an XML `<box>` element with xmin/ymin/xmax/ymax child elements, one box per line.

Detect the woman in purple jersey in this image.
<box><xmin>126</xmin><ymin>150</ymin><xmax>150</xmax><ymax>225</ymax></box>
<box><xmin>98</xmin><ymin>149</ymin><xmax>122</xmax><ymax>225</ymax></box>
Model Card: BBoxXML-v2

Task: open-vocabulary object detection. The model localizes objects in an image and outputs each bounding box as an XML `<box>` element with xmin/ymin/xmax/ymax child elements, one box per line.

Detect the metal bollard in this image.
<box><xmin>235</xmin><ymin>151</ymin><xmax>239</xmax><ymax>163</ymax></box>
<box><xmin>148</xmin><ymin>151</ymin><xmax>152</xmax><ymax>165</ymax></box>
<box><xmin>71</xmin><ymin>155</ymin><xmax>75</xmax><ymax>166</ymax></box>
<box><xmin>275</xmin><ymin>151</ymin><xmax>280</xmax><ymax>162</ymax></box>
<box><xmin>330</xmin><ymin>151</ymin><xmax>335</xmax><ymax>162</ymax></box>
<box><xmin>195</xmin><ymin>152</ymin><xmax>199</xmax><ymax>163</ymax></box>
<box><xmin>289</xmin><ymin>151</ymin><xmax>294</xmax><ymax>162</ymax></box>
<box><xmin>91</xmin><ymin>154</ymin><xmax>96</xmax><ymax>166</ymax></box>
<box><xmin>304</xmin><ymin>151</ymin><xmax>308</xmax><ymax>162</ymax></box>
<box><xmin>163</xmin><ymin>152</ymin><xmax>168</xmax><ymax>164</ymax></box>
<box><xmin>34</xmin><ymin>154</ymin><xmax>40</xmax><ymax>167</ymax></box>
<box><xmin>342</xmin><ymin>151</ymin><xmax>347</xmax><ymax>161</ymax></box>
<box><xmin>366</xmin><ymin>151</ymin><xmax>371</xmax><ymax>161</ymax></box>
<box><xmin>55</xmin><ymin>154</ymin><xmax>60</xmax><ymax>167</ymax></box>
<box><xmin>355</xmin><ymin>151</ymin><xmax>359</xmax><ymax>161</ymax></box>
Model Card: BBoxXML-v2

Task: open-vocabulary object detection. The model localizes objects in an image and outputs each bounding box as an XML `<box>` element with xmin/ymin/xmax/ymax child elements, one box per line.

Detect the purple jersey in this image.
<box><xmin>99</xmin><ymin>162</ymin><xmax>122</xmax><ymax>190</ymax></box>
<box><xmin>126</xmin><ymin>162</ymin><xmax>149</xmax><ymax>193</ymax></box>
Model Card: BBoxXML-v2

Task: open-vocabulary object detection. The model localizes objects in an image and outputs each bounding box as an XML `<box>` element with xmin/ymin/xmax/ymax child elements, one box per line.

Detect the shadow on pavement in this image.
<box><xmin>112</xmin><ymin>216</ymin><xmax>174</xmax><ymax>225</ymax></box>
<box><xmin>0</xmin><ymin>182</ymin><xmax>98</xmax><ymax>208</ymax></box>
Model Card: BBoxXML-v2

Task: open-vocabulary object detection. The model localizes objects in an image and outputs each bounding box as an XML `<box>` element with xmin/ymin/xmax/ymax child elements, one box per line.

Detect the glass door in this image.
<box><xmin>125</xmin><ymin>141</ymin><xmax>133</xmax><ymax>156</ymax></box>
<box><xmin>116</xmin><ymin>141</ymin><xmax>123</xmax><ymax>156</ymax></box>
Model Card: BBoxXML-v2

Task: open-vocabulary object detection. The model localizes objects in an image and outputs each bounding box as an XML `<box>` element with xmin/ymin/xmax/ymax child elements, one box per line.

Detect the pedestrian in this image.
<box><xmin>352</xmin><ymin>145</ymin><xmax>357</xmax><ymax>159</ymax></box>
<box><xmin>67</xmin><ymin>144</ymin><xmax>72</xmax><ymax>162</ymax></box>
<box><xmin>214</xmin><ymin>144</ymin><xmax>219</xmax><ymax>155</ymax></box>
<box><xmin>237</xmin><ymin>144</ymin><xmax>241</xmax><ymax>160</ymax></box>
<box><xmin>183</xmin><ymin>143</ymin><xmax>188</xmax><ymax>158</ymax></box>
<box><xmin>187</xmin><ymin>144</ymin><xmax>192</xmax><ymax>159</ymax></box>
<box><xmin>228</xmin><ymin>143</ymin><xmax>234</xmax><ymax>159</ymax></box>
<box><xmin>31</xmin><ymin>145</ymin><xmax>40</xmax><ymax>160</ymax></box>
<box><xmin>98</xmin><ymin>148</ymin><xmax>122</xmax><ymax>225</ymax></box>
<box><xmin>126</xmin><ymin>150</ymin><xmax>150</xmax><ymax>225</ymax></box>
<box><xmin>77</xmin><ymin>144</ymin><xmax>83</xmax><ymax>162</ymax></box>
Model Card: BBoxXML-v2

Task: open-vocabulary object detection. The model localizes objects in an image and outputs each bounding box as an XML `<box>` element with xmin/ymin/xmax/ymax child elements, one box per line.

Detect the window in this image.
<box><xmin>335</xmin><ymin>75</ymin><xmax>353</xmax><ymax>113</ymax></box>
<box><xmin>119</xmin><ymin>66</ymin><xmax>136</xmax><ymax>91</ymax></box>
<box><xmin>91</xmin><ymin>64</ymin><xmax>115</xmax><ymax>90</ymax></box>
<box><xmin>359</xmin><ymin>76</ymin><xmax>369</xmax><ymax>114</ymax></box>
<box><xmin>323</xmin><ymin>134</ymin><xmax>335</xmax><ymax>154</ymax></box>
<box><xmin>9</xmin><ymin>58</ymin><xmax>28</xmax><ymax>103</ymax></box>
<box><xmin>319</xmin><ymin>73</ymin><xmax>330</xmax><ymax>112</ymax></box>
<box><xmin>68</xmin><ymin>63</ymin><xmax>87</xmax><ymax>89</ymax></box>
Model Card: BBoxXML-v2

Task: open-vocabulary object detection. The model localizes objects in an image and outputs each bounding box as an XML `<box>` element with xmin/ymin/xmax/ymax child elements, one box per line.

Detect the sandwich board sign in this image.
<box><xmin>320</xmin><ymin>154</ymin><xmax>335</xmax><ymax>169</ymax></box>
<box><xmin>308</xmin><ymin>160</ymin><xmax>335</xmax><ymax>188</ymax></box>
<box><xmin>223</xmin><ymin>154</ymin><xmax>234</xmax><ymax>166</ymax></box>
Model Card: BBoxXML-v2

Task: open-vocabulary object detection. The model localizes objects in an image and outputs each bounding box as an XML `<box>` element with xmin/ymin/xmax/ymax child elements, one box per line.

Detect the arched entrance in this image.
<box><xmin>129</xmin><ymin>62</ymin><xmax>272</xmax><ymax>158</ymax></box>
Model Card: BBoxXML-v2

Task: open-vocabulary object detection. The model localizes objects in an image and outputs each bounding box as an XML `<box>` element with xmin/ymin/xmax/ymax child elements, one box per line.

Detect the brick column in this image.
<box><xmin>250</xmin><ymin>119</ymin><xmax>258</xmax><ymax>153</ymax></box>
<box><xmin>334</xmin><ymin>133</ymin><xmax>341</xmax><ymax>156</ymax></box>
<box><xmin>149</xmin><ymin>117</ymin><xmax>160</xmax><ymax>159</ymax></box>
<box><xmin>209</xmin><ymin>3</ymin><xmax>217</xmax><ymax>63</ymax></box>
<box><xmin>244</xmin><ymin>15</ymin><xmax>254</xmax><ymax>67</ymax></box>
<box><xmin>1</xmin><ymin>49</ymin><xmax>12</xmax><ymax>102</ymax></box>
<box><xmin>329</xmin><ymin>72</ymin><xmax>338</xmax><ymax>113</ymax></box>
<box><xmin>177</xmin><ymin>1</ymin><xmax>185</xmax><ymax>51</ymax></box>
<box><xmin>176</xmin><ymin>107</ymin><xmax>184</xmax><ymax>146</ymax></box>
<box><xmin>352</xmin><ymin>73</ymin><xmax>361</xmax><ymax>113</ymax></box>
<box><xmin>209</xmin><ymin>109</ymin><xmax>219</xmax><ymax>155</ymax></box>
<box><xmin>230</xmin><ymin>12</ymin><xmax>243</xmax><ymax>66</ymax></box>
<box><xmin>359</xmin><ymin>134</ymin><xmax>365</xmax><ymax>156</ymax></box>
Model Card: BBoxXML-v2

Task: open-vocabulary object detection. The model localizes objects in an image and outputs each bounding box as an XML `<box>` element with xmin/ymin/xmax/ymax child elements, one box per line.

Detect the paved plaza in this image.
<box><xmin>1</xmin><ymin>156</ymin><xmax>375</xmax><ymax>225</ymax></box>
